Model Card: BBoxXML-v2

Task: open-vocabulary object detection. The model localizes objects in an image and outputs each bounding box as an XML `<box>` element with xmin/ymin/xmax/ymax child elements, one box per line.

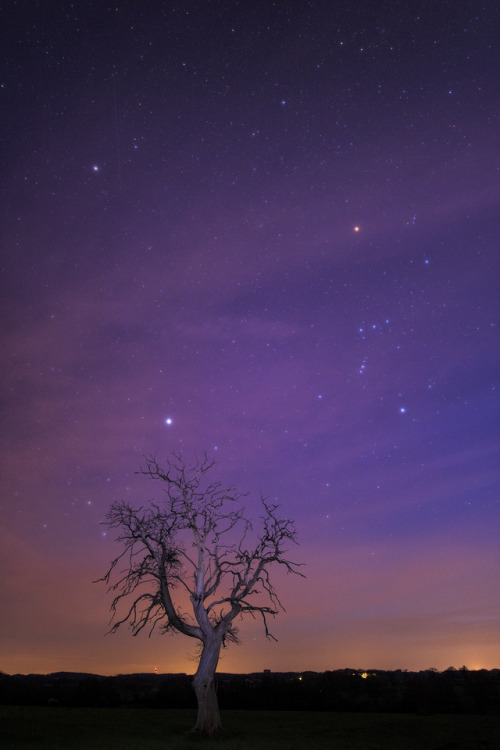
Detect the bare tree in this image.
<box><xmin>97</xmin><ymin>453</ymin><xmax>304</xmax><ymax>734</ymax></box>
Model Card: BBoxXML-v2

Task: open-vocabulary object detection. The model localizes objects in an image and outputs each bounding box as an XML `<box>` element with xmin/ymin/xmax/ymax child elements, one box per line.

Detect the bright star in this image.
<box><xmin>164</xmin><ymin>417</ymin><xmax>173</xmax><ymax>425</ymax></box>
<box><xmin>354</xmin><ymin>226</ymin><xmax>360</xmax><ymax>232</ymax></box>
<box><xmin>92</xmin><ymin>165</ymin><xmax>100</xmax><ymax>172</ymax></box>
<box><xmin>399</xmin><ymin>407</ymin><xmax>407</xmax><ymax>414</ymax></box>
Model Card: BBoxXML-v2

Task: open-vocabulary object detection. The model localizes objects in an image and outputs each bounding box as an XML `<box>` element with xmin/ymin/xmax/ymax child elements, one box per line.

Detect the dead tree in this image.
<box><xmin>97</xmin><ymin>453</ymin><xmax>304</xmax><ymax>734</ymax></box>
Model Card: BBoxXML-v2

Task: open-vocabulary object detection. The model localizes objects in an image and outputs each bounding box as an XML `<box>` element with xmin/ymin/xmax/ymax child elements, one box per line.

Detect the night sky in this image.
<box><xmin>1</xmin><ymin>1</ymin><xmax>499</xmax><ymax>676</ymax></box>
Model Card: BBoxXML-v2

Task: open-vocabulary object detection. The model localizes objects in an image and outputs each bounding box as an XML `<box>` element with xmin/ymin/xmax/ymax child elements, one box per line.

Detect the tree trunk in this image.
<box><xmin>191</xmin><ymin>637</ymin><xmax>223</xmax><ymax>735</ymax></box>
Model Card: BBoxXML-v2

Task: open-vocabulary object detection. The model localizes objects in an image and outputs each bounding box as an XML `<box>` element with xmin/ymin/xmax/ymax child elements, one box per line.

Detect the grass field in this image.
<box><xmin>1</xmin><ymin>706</ymin><xmax>499</xmax><ymax>749</ymax></box>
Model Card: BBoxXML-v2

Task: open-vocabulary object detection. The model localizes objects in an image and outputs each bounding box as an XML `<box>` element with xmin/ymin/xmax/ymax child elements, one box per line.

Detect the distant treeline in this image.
<box><xmin>1</xmin><ymin>668</ymin><xmax>499</xmax><ymax>714</ymax></box>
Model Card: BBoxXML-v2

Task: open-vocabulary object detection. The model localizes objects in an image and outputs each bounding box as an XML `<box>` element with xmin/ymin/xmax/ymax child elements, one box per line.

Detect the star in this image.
<box><xmin>164</xmin><ymin>417</ymin><xmax>173</xmax><ymax>425</ymax></box>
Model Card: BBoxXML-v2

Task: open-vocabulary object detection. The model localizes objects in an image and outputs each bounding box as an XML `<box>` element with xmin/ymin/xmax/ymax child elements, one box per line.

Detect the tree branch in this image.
<box><xmin>97</xmin><ymin>454</ymin><xmax>304</xmax><ymax>647</ymax></box>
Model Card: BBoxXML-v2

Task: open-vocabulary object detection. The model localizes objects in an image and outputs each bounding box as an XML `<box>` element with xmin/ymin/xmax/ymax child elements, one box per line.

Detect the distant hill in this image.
<box><xmin>1</xmin><ymin>668</ymin><xmax>499</xmax><ymax>714</ymax></box>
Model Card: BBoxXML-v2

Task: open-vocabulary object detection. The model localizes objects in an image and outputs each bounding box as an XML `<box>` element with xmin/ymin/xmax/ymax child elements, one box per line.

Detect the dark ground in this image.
<box><xmin>2</xmin><ymin>706</ymin><xmax>500</xmax><ymax>750</ymax></box>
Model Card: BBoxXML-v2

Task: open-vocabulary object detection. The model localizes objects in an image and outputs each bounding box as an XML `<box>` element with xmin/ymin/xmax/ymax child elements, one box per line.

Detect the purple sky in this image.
<box><xmin>1</xmin><ymin>1</ymin><xmax>499</xmax><ymax>676</ymax></box>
